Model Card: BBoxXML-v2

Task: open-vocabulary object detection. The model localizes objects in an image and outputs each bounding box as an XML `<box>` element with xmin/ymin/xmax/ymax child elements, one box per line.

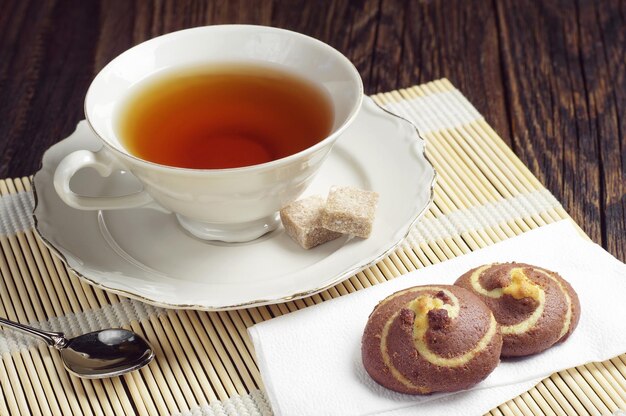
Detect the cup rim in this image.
<box><xmin>84</xmin><ymin>24</ymin><xmax>364</xmax><ymax>174</ymax></box>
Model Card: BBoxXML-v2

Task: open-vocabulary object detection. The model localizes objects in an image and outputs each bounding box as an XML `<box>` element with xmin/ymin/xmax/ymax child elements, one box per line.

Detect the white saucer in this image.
<box><xmin>33</xmin><ymin>97</ymin><xmax>435</xmax><ymax>310</ymax></box>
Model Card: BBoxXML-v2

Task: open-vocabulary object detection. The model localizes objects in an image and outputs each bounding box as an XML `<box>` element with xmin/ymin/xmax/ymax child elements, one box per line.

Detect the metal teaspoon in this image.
<box><xmin>0</xmin><ymin>317</ymin><xmax>154</xmax><ymax>378</ymax></box>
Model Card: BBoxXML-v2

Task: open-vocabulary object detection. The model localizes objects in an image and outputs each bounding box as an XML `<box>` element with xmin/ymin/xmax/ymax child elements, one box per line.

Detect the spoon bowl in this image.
<box><xmin>62</xmin><ymin>329</ymin><xmax>155</xmax><ymax>378</ymax></box>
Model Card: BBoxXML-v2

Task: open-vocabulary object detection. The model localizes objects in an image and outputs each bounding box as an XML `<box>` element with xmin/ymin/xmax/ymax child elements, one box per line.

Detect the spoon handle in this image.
<box><xmin>0</xmin><ymin>317</ymin><xmax>68</xmax><ymax>349</ymax></box>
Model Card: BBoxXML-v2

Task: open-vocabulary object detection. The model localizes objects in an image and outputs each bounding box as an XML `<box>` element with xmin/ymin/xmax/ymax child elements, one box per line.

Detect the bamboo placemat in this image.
<box><xmin>0</xmin><ymin>79</ymin><xmax>624</xmax><ymax>416</ymax></box>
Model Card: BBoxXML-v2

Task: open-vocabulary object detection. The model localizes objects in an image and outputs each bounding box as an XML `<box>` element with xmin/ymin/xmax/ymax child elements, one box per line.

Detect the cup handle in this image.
<box><xmin>53</xmin><ymin>148</ymin><xmax>155</xmax><ymax>211</ymax></box>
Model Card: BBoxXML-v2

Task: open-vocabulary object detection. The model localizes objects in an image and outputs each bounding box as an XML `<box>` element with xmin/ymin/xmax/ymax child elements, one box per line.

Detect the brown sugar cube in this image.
<box><xmin>321</xmin><ymin>186</ymin><xmax>379</xmax><ymax>238</ymax></box>
<box><xmin>280</xmin><ymin>195</ymin><xmax>342</xmax><ymax>249</ymax></box>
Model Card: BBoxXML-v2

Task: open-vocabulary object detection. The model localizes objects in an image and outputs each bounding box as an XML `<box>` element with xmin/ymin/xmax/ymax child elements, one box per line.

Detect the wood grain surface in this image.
<box><xmin>0</xmin><ymin>0</ymin><xmax>624</xmax><ymax>261</ymax></box>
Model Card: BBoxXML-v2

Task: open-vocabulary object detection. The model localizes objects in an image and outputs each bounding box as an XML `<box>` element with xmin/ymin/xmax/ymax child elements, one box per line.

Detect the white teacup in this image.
<box><xmin>54</xmin><ymin>25</ymin><xmax>363</xmax><ymax>242</ymax></box>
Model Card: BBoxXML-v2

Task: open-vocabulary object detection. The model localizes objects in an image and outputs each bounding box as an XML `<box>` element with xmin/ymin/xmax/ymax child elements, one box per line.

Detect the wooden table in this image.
<box><xmin>1</xmin><ymin>0</ymin><xmax>624</xmax><ymax>262</ymax></box>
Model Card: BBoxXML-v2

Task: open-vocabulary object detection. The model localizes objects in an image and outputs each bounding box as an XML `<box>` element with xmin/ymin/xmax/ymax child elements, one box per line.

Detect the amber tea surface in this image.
<box><xmin>117</xmin><ymin>65</ymin><xmax>334</xmax><ymax>169</ymax></box>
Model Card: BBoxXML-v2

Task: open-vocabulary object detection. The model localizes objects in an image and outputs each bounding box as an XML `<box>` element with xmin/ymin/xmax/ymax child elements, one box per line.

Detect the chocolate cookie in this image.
<box><xmin>454</xmin><ymin>263</ymin><xmax>581</xmax><ymax>357</ymax></box>
<box><xmin>361</xmin><ymin>285</ymin><xmax>502</xmax><ymax>395</ymax></box>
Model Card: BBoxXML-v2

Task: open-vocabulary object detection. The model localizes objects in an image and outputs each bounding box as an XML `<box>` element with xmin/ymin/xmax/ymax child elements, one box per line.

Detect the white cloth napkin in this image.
<box><xmin>248</xmin><ymin>220</ymin><xmax>626</xmax><ymax>416</ymax></box>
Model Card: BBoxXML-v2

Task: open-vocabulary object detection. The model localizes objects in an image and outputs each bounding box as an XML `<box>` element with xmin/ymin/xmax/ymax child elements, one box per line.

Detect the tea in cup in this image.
<box><xmin>54</xmin><ymin>25</ymin><xmax>363</xmax><ymax>242</ymax></box>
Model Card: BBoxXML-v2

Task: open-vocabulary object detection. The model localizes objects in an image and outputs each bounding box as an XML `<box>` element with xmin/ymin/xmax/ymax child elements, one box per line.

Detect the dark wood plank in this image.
<box><xmin>394</xmin><ymin>0</ymin><xmax>511</xmax><ymax>145</ymax></box>
<box><xmin>0</xmin><ymin>0</ymin><xmax>100</xmax><ymax>179</ymax></box>
<box><xmin>588</xmin><ymin>0</ymin><xmax>626</xmax><ymax>261</ymax></box>
<box><xmin>494</xmin><ymin>0</ymin><xmax>625</xmax><ymax>260</ymax></box>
